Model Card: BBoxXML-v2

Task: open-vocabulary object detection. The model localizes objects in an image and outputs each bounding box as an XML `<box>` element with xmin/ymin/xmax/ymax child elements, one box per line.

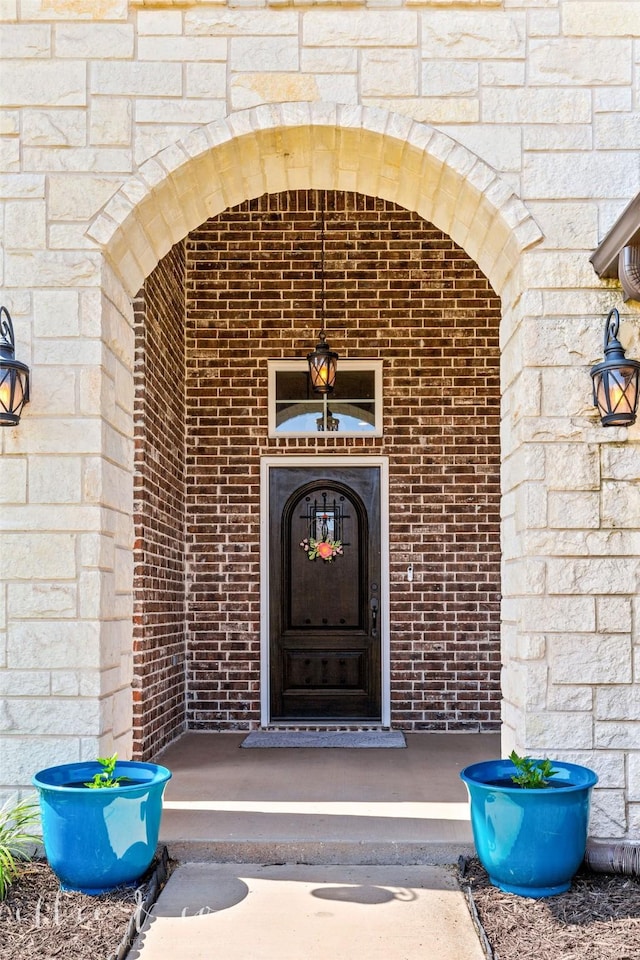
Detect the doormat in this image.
<box><xmin>240</xmin><ymin>730</ymin><xmax>406</xmax><ymax>748</ymax></box>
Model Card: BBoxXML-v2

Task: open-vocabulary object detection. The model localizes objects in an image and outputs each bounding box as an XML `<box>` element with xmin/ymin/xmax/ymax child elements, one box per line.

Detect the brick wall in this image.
<box><xmin>133</xmin><ymin>242</ymin><xmax>188</xmax><ymax>758</ymax></box>
<box><xmin>183</xmin><ymin>190</ymin><xmax>501</xmax><ymax>731</ymax></box>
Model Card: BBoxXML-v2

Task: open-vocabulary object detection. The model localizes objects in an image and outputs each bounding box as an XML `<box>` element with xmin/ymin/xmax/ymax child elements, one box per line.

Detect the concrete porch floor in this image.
<box><xmin>154</xmin><ymin>731</ymin><xmax>499</xmax><ymax>865</ymax></box>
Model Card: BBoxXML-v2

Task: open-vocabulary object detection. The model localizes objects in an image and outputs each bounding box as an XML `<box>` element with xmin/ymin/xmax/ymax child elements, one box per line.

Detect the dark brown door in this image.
<box><xmin>269</xmin><ymin>466</ymin><xmax>381</xmax><ymax>721</ymax></box>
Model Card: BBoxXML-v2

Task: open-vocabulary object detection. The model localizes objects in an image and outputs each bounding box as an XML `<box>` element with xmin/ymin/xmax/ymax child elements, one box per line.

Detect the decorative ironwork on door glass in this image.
<box><xmin>299</xmin><ymin>491</ymin><xmax>349</xmax><ymax>562</ymax></box>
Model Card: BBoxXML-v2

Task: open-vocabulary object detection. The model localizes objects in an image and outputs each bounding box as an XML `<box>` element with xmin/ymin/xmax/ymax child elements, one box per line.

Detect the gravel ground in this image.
<box><xmin>461</xmin><ymin>857</ymin><xmax>640</xmax><ymax>960</ymax></box>
<box><xmin>2</xmin><ymin>856</ymin><xmax>639</xmax><ymax>959</ymax></box>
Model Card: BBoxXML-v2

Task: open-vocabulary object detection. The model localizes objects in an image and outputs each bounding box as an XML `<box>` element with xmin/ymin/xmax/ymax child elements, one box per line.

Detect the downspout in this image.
<box><xmin>618</xmin><ymin>244</ymin><xmax>640</xmax><ymax>302</ymax></box>
<box><xmin>585</xmin><ymin>839</ymin><xmax>640</xmax><ymax>877</ymax></box>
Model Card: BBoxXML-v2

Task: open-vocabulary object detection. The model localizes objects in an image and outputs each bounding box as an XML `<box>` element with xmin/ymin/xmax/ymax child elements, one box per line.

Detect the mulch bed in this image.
<box><xmin>461</xmin><ymin>857</ymin><xmax>640</xmax><ymax>960</ymax></box>
<box><xmin>0</xmin><ymin>852</ymin><xmax>171</xmax><ymax>960</ymax></box>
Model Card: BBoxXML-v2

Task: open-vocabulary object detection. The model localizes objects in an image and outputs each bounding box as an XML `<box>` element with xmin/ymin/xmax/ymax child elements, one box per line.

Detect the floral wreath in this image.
<box><xmin>300</xmin><ymin>537</ymin><xmax>343</xmax><ymax>562</ymax></box>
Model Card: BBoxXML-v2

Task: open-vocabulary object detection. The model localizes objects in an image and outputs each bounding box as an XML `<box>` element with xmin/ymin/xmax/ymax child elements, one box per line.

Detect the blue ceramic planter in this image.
<box><xmin>460</xmin><ymin>758</ymin><xmax>598</xmax><ymax>898</ymax></box>
<box><xmin>33</xmin><ymin>760</ymin><xmax>171</xmax><ymax>894</ymax></box>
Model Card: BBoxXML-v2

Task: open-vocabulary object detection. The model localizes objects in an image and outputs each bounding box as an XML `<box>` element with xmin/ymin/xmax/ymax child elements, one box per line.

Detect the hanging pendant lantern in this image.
<box><xmin>308</xmin><ymin>333</ymin><xmax>338</xmax><ymax>395</ymax></box>
<box><xmin>591</xmin><ymin>308</ymin><xmax>640</xmax><ymax>427</ymax></box>
<box><xmin>0</xmin><ymin>306</ymin><xmax>30</xmax><ymax>427</ymax></box>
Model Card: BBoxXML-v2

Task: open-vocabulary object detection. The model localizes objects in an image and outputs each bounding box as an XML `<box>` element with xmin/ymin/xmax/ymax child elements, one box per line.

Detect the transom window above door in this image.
<box><xmin>268</xmin><ymin>360</ymin><xmax>383</xmax><ymax>437</ymax></box>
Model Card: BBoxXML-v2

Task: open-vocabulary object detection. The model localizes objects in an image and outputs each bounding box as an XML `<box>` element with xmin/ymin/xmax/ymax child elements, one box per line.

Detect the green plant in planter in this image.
<box><xmin>509</xmin><ymin>750</ymin><xmax>558</xmax><ymax>788</ymax></box>
<box><xmin>84</xmin><ymin>754</ymin><xmax>131</xmax><ymax>789</ymax></box>
<box><xmin>0</xmin><ymin>795</ymin><xmax>40</xmax><ymax>899</ymax></box>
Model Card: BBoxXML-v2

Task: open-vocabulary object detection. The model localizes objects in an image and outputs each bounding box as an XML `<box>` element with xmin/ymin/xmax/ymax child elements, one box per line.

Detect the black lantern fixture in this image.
<box><xmin>307</xmin><ymin>196</ymin><xmax>338</xmax><ymax>394</ymax></box>
<box><xmin>591</xmin><ymin>308</ymin><xmax>640</xmax><ymax>427</ymax></box>
<box><xmin>0</xmin><ymin>306</ymin><xmax>30</xmax><ymax>427</ymax></box>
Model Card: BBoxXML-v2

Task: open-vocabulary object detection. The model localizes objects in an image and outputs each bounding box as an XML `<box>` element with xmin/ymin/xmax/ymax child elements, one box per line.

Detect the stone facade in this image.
<box><xmin>1</xmin><ymin>0</ymin><xmax>639</xmax><ymax>840</ymax></box>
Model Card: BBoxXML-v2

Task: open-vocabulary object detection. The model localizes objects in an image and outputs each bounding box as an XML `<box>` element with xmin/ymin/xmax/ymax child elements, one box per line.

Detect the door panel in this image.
<box><xmin>269</xmin><ymin>466</ymin><xmax>381</xmax><ymax>721</ymax></box>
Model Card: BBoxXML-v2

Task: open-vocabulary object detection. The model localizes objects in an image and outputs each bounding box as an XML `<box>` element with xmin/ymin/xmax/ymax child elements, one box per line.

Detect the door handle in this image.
<box><xmin>370</xmin><ymin>597</ymin><xmax>379</xmax><ymax>635</ymax></box>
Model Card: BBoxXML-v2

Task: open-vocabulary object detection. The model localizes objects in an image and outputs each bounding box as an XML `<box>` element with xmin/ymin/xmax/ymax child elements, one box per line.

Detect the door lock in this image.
<box><xmin>370</xmin><ymin>596</ymin><xmax>379</xmax><ymax>635</ymax></box>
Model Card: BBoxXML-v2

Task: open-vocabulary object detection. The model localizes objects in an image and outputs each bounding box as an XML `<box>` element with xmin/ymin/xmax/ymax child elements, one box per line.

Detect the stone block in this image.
<box><xmin>601</xmin><ymin>481</ymin><xmax>640</xmax><ymax>529</ymax></box>
<box><xmin>303</xmin><ymin>11</ymin><xmax>417</xmax><ymax>47</ymax></box>
<box><xmin>27</xmin><ymin>147</ymin><xmax>131</xmax><ymax>175</ymax></box>
<box><xmin>596</xmin><ymin>686</ymin><xmax>640</xmax><ymax>722</ymax></box>
<box><xmin>547</xmin><ymin>557</ymin><xmax>639</xmax><ymax>596</ymax></box>
<box><xmin>544</xmin><ymin>442</ymin><xmax>600</xmax><ymax>490</ymax></box>
<box><xmin>595</xmin><ymin>112</ymin><xmax>640</xmax><ymax>151</ymax></box>
<box><xmin>521</xmin><ymin>597</ymin><xmax>596</xmax><ymax>633</ymax></box>
<box><xmin>48</xmin><ymin>174</ymin><xmax>122</xmax><ymax>221</ymax></box>
<box><xmin>525</xmin><ymin>151</ymin><xmax>640</xmax><ymax>200</ymax></box>
<box><xmin>55</xmin><ymin>23</ymin><xmax>134</xmax><ymax>58</ymax></box>
<box><xmin>91</xmin><ymin>61</ymin><xmax>182</xmax><ymax>97</ymax></box>
<box><xmin>546</xmin><ymin>684</ymin><xmax>593</xmax><ymax>712</ymax></box>
<box><xmin>0</xmin><ymin>458</ymin><xmax>27</xmax><ymax>502</ymax></box>
<box><xmin>563</xmin><ymin>1</ymin><xmax>640</xmax><ymax>37</ymax></box>
<box><xmin>421</xmin><ymin>61</ymin><xmax>478</xmax><ymax>97</ymax></box>
<box><xmin>5</xmin><ymin>200</ymin><xmax>46</xmax><ymax>249</ymax></box>
<box><xmin>316</xmin><ymin>74</ymin><xmax>359</xmax><ymax>105</ymax></box>
<box><xmin>589</xmin><ymin>789</ymin><xmax>627</xmax><ymax>838</ymax></box>
<box><xmin>137</xmin><ymin>9</ymin><xmax>182</xmax><ymax>35</ymax></box>
<box><xmin>602</xmin><ymin>445</ymin><xmax>640</xmax><ymax>482</ymax></box>
<box><xmin>5</xmin><ymin>696</ymin><xmax>100</xmax><ymax>736</ymax></box>
<box><xmin>89</xmin><ymin>98</ymin><xmax>131</xmax><ymax>146</ymax></box>
<box><xmin>0</xmin><ymin>670</ymin><xmax>50</xmax><ymax>697</ymax></box>
<box><xmin>361</xmin><ymin>49</ymin><xmax>419</xmax><ymax>97</ymax></box>
<box><xmin>20</xmin><ymin>0</ymin><xmax>126</xmax><ymax>19</ymax></box>
<box><xmin>138</xmin><ymin>35</ymin><xmax>225</xmax><ymax>61</ymax></box>
<box><xmin>547</xmin><ymin>491</ymin><xmax>599</xmax><ymax>530</ymax></box>
<box><xmin>596</xmin><ymin>721</ymin><xmax>640</xmax><ymax>751</ymax></box>
<box><xmin>489</xmin><ymin>87</ymin><xmax>592</xmax><ymax>126</ymax></box>
<box><xmin>29</xmin><ymin>455</ymin><xmax>83</xmax><ymax>504</ymax></box>
<box><xmin>22</xmin><ymin>108</ymin><xmax>86</xmax><ymax>147</ymax></box>
<box><xmin>1</xmin><ymin>533</ymin><xmax>76</xmax><ymax>581</ymax></box>
<box><xmin>0</xmin><ymin>173</ymin><xmax>45</xmax><ymax>198</ymax></box>
<box><xmin>185</xmin><ymin>62</ymin><xmax>228</xmax><ymax>98</ymax></box>
<box><xmin>528</xmin><ymin>38</ymin><xmax>631</xmax><ymax>84</ymax></box>
<box><xmin>629</xmin><ymin>754</ymin><xmax>640</xmax><ymax>802</ymax></box>
<box><xmin>528</xmin><ymin>201</ymin><xmax>598</xmax><ymax>248</ymax></box>
<box><xmin>0</xmin><ymin>736</ymin><xmax>81</xmax><ymax>786</ymax></box>
<box><xmin>4</xmin><ymin>251</ymin><xmax>101</xmax><ymax>288</ymax></box>
<box><xmin>230</xmin><ymin>36</ymin><xmax>298</xmax><ymax>72</ymax></box>
<box><xmin>550</xmin><ymin>633</ymin><xmax>631</xmax><ymax>685</ymax></box>
<box><xmin>0</xmin><ymin>137</ymin><xmax>19</xmax><ymax>171</ymax></box>
<box><xmin>186</xmin><ymin>8</ymin><xmax>298</xmax><ymax>38</ymax></box>
<box><xmin>301</xmin><ymin>48</ymin><xmax>357</xmax><ymax>73</ymax></box>
<box><xmin>524</xmin><ymin>709</ymin><xmax>594</xmax><ymax>750</ymax></box>
<box><xmin>230</xmin><ymin>74</ymin><xmax>319</xmax><ymax>112</ymax></box>
<box><xmin>596</xmin><ymin>597</ymin><xmax>632</xmax><ymax>634</ymax></box>
<box><xmin>1</xmin><ymin>61</ymin><xmax>86</xmax><ymax>107</ymax></box>
<box><xmin>1</xmin><ymin>23</ymin><xmax>50</xmax><ymax>57</ymax></box>
<box><xmin>8</xmin><ymin>582</ymin><xmax>77</xmax><ymax>619</ymax></box>
<box><xmin>421</xmin><ymin>10</ymin><xmax>524</xmax><ymax>59</ymax></box>
<box><xmin>8</xmin><ymin>621</ymin><xmax>100</xmax><ymax>672</ymax></box>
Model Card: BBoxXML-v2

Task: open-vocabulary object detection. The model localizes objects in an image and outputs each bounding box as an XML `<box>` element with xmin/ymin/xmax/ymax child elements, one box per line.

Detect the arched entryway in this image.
<box><xmin>88</xmin><ymin>104</ymin><xmax>542</xmax><ymax>759</ymax></box>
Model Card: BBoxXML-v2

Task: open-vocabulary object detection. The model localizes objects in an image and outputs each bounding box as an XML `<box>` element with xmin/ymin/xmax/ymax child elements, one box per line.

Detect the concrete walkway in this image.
<box><xmin>129</xmin><ymin>732</ymin><xmax>498</xmax><ymax>959</ymax></box>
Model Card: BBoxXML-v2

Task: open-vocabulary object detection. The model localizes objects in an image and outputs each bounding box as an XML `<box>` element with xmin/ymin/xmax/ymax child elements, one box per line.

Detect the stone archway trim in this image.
<box><xmin>87</xmin><ymin>102</ymin><xmax>542</xmax><ymax>300</ymax></box>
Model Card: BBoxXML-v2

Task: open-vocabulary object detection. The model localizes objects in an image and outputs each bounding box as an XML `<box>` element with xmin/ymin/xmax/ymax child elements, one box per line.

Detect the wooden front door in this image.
<box><xmin>269</xmin><ymin>466</ymin><xmax>382</xmax><ymax>721</ymax></box>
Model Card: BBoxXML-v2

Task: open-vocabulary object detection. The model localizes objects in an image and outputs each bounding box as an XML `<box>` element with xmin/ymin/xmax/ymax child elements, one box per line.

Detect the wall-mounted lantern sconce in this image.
<box><xmin>591</xmin><ymin>308</ymin><xmax>640</xmax><ymax>427</ymax></box>
<box><xmin>0</xmin><ymin>306</ymin><xmax>30</xmax><ymax>427</ymax></box>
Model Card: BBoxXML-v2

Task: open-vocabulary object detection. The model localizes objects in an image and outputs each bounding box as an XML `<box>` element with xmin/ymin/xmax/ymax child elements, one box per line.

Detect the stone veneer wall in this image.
<box><xmin>182</xmin><ymin>189</ymin><xmax>501</xmax><ymax>731</ymax></box>
<box><xmin>132</xmin><ymin>241</ymin><xmax>187</xmax><ymax>759</ymax></box>
<box><xmin>0</xmin><ymin>0</ymin><xmax>639</xmax><ymax>839</ymax></box>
